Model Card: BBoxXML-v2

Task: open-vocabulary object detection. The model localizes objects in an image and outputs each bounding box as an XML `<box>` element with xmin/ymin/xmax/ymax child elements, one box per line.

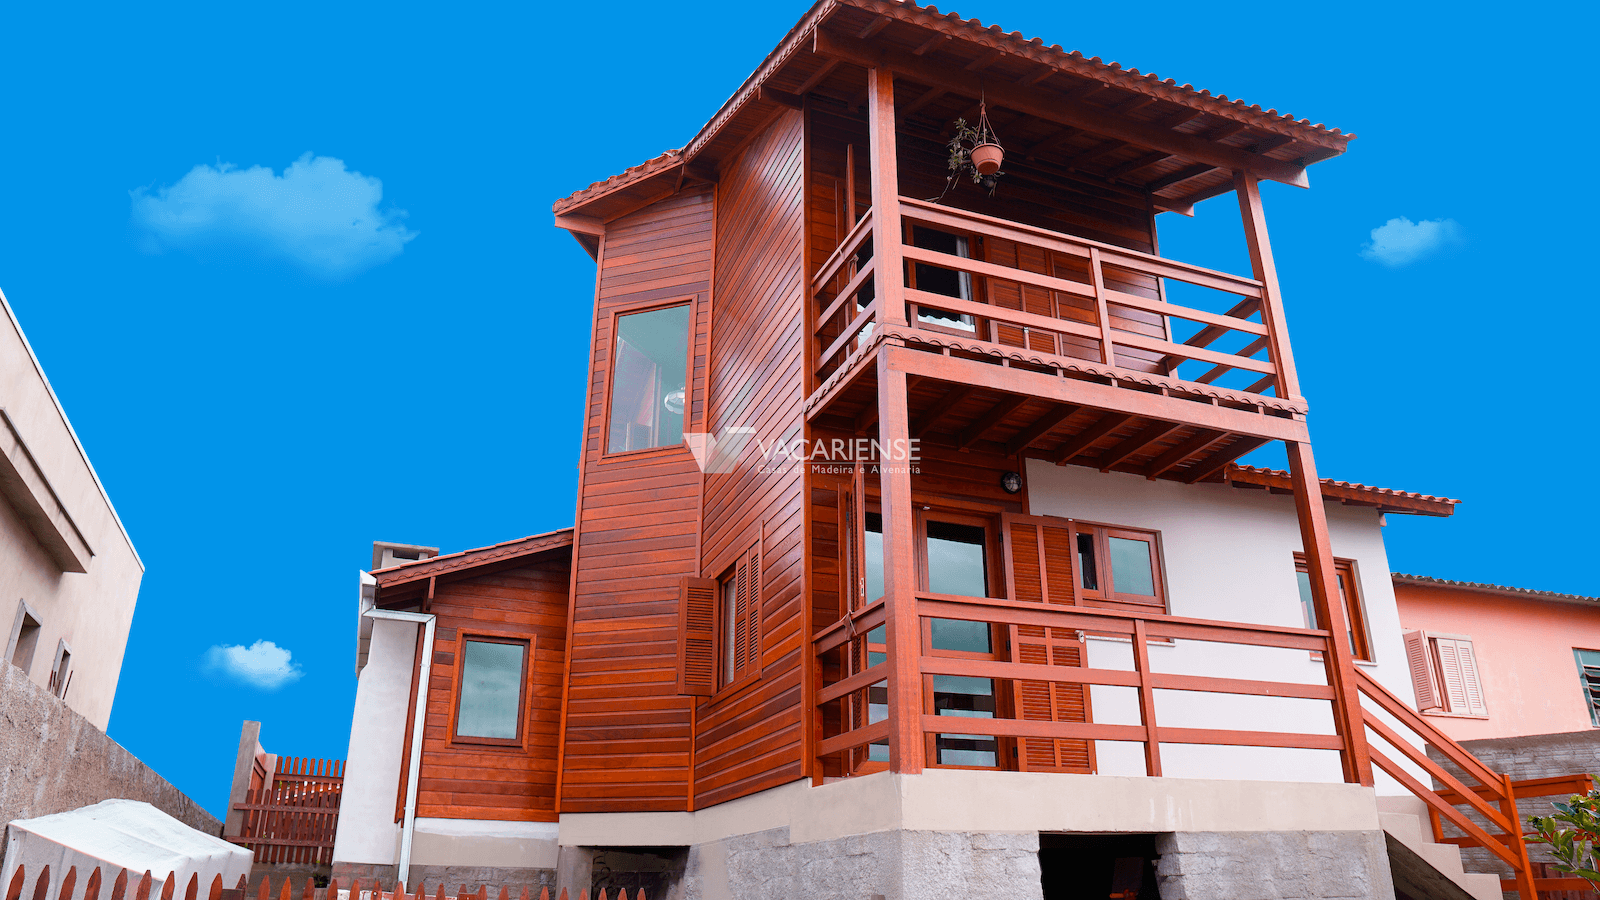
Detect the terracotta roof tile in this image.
<box><xmin>555</xmin><ymin>0</ymin><xmax>1350</xmax><ymax>214</ymax></box>
<box><xmin>1392</xmin><ymin>573</ymin><xmax>1599</xmax><ymax>606</ymax></box>
<box><xmin>373</xmin><ymin>527</ymin><xmax>573</xmax><ymax>588</ymax></box>
<box><xmin>1222</xmin><ymin>464</ymin><xmax>1459</xmax><ymax>516</ymax></box>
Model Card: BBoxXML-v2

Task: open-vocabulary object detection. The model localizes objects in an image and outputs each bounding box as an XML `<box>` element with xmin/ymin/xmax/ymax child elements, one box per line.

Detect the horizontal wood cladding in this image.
<box><xmin>694</xmin><ymin>108</ymin><xmax>809</xmax><ymax>809</ymax></box>
<box><xmin>414</xmin><ymin>560</ymin><xmax>570</xmax><ymax>822</ymax></box>
<box><xmin>563</xmin><ymin>190</ymin><xmax>715</xmax><ymax>813</ymax></box>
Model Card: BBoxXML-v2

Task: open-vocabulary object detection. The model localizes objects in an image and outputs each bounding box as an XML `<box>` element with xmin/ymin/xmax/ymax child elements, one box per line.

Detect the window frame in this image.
<box><xmin>448</xmin><ymin>631</ymin><xmax>534</xmax><ymax>748</ymax></box>
<box><xmin>1066</xmin><ymin>519</ymin><xmax>1168</xmax><ymax>614</ymax></box>
<box><xmin>599</xmin><ymin>297</ymin><xmax>696</xmax><ymax>461</ymax></box>
<box><xmin>1405</xmin><ymin>630</ymin><xmax>1488</xmax><ymax>718</ymax></box>
<box><xmin>1576</xmin><ymin>649</ymin><xmax>1600</xmax><ymax>727</ymax></box>
<box><xmin>1293</xmin><ymin>554</ymin><xmax>1374</xmax><ymax>663</ymax></box>
<box><xmin>714</xmin><ymin>540</ymin><xmax>763</xmax><ymax>696</ymax></box>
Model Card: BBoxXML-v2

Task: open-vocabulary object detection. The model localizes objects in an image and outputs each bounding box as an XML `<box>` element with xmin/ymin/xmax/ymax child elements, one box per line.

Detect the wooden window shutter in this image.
<box><xmin>1434</xmin><ymin>636</ymin><xmax>1487</xmax><ymax>716</ymax></box>
<box><xmin>1002</xmin><ymin>513</ymin><xmax>1091</xmax><ymax>773</ymax></box>
<box><xmin>742</xmin><ymin>544</ymin><xmax>761</xmax><ymax>676</ymax></box>
<box><xmin>1404</xmin><ymin>630</ymin><xmax>1442</xmax><ymax>712</ymax></box>
<box><xmin>1002</xmin><ymin>513</ymin><xmax>1077</xmax><ymax>606</ymax></box>
<box><xmin>677</xmin><ymin>577</ymin><xmax>718</xmax><ymax>696</ymax></box>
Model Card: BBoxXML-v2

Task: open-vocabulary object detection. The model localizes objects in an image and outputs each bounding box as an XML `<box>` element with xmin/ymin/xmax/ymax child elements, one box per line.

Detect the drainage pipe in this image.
<box><xmin>363</xmin><ymin>607</ymin><xmax>436</xmax><ymax>889</ymax></box>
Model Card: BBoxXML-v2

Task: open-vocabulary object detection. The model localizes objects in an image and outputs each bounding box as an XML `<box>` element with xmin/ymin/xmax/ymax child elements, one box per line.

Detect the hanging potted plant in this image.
<box><xmin>938</xmin><ymin>100</ymin><xmax>1005</xmax><ymax>199</ymax></box>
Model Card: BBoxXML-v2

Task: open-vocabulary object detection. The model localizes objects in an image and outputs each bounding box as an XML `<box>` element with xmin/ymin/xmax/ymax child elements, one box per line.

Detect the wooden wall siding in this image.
<box><xmin>415</xmin><ymin>560</ymin><xmax>570</xmax><ymax>821</ymax></box>
<box><xmin>562</xmin><ymin>190</ymin><xmax>714</xmax><ymax>813</ymax></box>
<box><xmin>693</xmin><ymin>108</ymin><xmax>810</xmax><ymax>809</ymax></box>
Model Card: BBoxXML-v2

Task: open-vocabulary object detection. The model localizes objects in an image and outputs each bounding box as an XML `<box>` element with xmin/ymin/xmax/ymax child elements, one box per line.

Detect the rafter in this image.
<box><xmin>1181</xmin><ymin>436</ymin><xmax>1270</xmax><ymax>484</ymax></box>
<box><xmin>1004</xmin><ymin>404</ymin><xmax>1080</xmax><ymax>455</ymax></box>
<box><xmin>811</xmin><ymin>29</ymin><xmax>1310</xmax><ymax>187</ymax></box>
<box><xmin>910</xmin><ymin>384</ymin><xmax>977</xmax><ymax>437</ymax></box>
<box><xmin>1142</xmin><ymin>429</ymin><xmax>1230</xmax><ymax>480</ymax></box>
<box><xmin>1146</xmin><ymin>163</ymin><xmax>1216</xmax><ymax>193</ymax></box>
<box><xmin>1097</xmin><ymin>420</ymin><xmax>1184</xmax><ymax>472</ymax></box>
<box><xmin>1052</xmin><ymin>413</ymin><xmax>1132</xmax><ymax>465</ymax></box>
<box><xmin>956</xmin><ymin>395</ymin><xmax>1029</xmax><ymax>450</ymax></box>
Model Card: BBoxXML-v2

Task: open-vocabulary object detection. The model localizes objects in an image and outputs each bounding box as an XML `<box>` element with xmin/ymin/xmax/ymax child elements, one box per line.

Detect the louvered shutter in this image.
<box><xmin>1435</xmin><ymin>636</ymin><xmax>1487</xmax><ymax>716</ymax></box>
<box><xmin>677</xmin><ymin>577</ymin><xmax>719</xmax><ymax>696</ymax></box>
<box><xmin>743</xmin><ymin>544</ymin><xmax>761</xmax><ymax>676</ymax></box>
<box><xmin>1003</xmin><ymin>513</ymin><xmax>1093</xmax><ymax>773</ymax></box>
<box><xmin>1404</xmin><ymin>631</ymin><xmax>1442</xmax><ymax>712</ymax></box>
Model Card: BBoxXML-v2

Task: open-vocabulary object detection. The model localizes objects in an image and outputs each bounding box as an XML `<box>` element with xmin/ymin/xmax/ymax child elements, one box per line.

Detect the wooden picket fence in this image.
<box><xmin>1</xmin><ymin>868</ymin><xmax>653</xmax><ymax>900</ymax></box>
<box><xmin>232</xmin><ymin>756</ymin><xmax>345</xmax><ymax>865</ymax></box>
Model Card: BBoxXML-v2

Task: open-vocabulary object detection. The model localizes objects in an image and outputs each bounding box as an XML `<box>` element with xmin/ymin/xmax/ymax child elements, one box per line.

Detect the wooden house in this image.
<box><xmin>329</xmin><ymin>3</ymin><xmax>1579</xmax><ymax>898</ymax></box>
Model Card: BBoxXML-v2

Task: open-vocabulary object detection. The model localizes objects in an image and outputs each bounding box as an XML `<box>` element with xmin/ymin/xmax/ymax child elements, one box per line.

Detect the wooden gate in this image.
<box><xmin>231</xmin><ymin>756</ymin><xmax>344</xmax><ymax>865</ymax></box>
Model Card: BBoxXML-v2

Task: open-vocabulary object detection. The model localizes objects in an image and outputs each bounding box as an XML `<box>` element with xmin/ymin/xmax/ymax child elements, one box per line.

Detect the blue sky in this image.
<box><xmin>0</xmin><ymin>0</ymin><xmax>1592</xmax><ymax>818</ymax></box>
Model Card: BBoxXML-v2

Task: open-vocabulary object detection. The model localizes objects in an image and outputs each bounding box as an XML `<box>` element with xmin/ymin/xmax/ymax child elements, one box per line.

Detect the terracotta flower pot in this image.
<box><xmin>970</xmin><ymin>142</ymin><xmax>1004</xmax><ymax>176</ymax></box>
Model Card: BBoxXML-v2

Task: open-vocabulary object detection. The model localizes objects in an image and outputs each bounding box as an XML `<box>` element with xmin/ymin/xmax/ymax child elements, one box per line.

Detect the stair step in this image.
<box><xmin>1458</xmin><ymin>872</ymin><xmax>1503</xmax><ymax>900</ymax></box>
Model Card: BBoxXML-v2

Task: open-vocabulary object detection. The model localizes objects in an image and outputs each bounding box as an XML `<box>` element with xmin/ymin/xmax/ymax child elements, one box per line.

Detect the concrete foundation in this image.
<box><xmin>1154</xmin><ymin>831</ymin><xmax>1396</xmax><ymax>900</ymax></box>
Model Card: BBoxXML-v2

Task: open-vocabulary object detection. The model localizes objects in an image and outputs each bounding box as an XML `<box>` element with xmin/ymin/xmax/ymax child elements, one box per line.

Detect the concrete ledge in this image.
<box><xmin>558</xmin><ymin>771</ymin><xmax>1381</xmax><ymax>848</ymax></box>
<box><xmin>411</xmin><ymin>819</ymin><xmax>559</xmax><ymax>869</ymax></box>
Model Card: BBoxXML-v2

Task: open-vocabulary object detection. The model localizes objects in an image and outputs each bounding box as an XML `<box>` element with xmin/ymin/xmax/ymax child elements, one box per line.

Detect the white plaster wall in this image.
<box><xmin>0</xmin><ymin>290</ymin><xmax>143</xmax><ymax>730</ymax></box>
<box><xmin>1024</xmin><ymin>460</ymin><xmax>1423</xmax><ymax>790</ymax></box>
<box><xmin>331</xmin><ymin>617</ymin><xmax>416</xmax><ymax>866</ymax></box>
<box><xmin>411</xmin><ymin>819</ymin><xmax>559</xmax><ymax>869</ymax></box>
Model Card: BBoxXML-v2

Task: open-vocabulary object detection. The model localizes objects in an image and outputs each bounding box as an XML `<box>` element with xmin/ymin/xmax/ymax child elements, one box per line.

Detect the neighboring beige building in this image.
<box><xmin>0</xmin><ymin>288</ymin><xmax>143</xmax><ymax>730</ymax></box>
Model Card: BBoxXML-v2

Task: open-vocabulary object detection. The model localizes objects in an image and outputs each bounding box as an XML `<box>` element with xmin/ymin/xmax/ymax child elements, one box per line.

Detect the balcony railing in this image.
<box><xmin>812</xmin><ymin>198</ymin><xmax>1289</xmax><ymax>406</ymax></box>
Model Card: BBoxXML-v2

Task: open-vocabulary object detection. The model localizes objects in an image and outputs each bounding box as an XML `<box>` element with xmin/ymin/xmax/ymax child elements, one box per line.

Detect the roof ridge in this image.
<box><xmin>1391</xmin><ymin>573</ymin><xmax>1599</xmax><ymax>605</ymax></box>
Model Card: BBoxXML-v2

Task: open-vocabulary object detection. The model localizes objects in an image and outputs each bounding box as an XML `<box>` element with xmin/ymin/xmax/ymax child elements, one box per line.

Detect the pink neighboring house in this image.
<box><xmin>1393</xmin><ymin>573</ymin><xmax>1600</xmax><ymax>741</ymax></box>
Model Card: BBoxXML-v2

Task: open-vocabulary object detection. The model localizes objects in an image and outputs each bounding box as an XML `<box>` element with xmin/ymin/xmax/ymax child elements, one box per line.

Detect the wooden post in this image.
<box><xmin>1132</xmin><ymin>620</ymin><xmax>1162</xmax><ymax>777</ymax></box>
<box><xmin>1286</xmin><ymin>441</ymin><xmax>1372</xmax><ymax>786</ymax></box>
<box><xmin>866</xmin><ymin>67</ymin><xmax>905</xmax><ymax>327</ymax></box>
<box><xmin>876</xmin><ymin>351</ymin><xmax>923</xmax><ymax>773</ymax></box>
<box><xmin>1234</xmin><ymin>171</ymin><xmax>1301</xmax><ymax>401</ymax></box>
<box><xmin>1500</xmin><ymin>773</ymin><xmax>1537</xmax><ymax>900</ymax></box>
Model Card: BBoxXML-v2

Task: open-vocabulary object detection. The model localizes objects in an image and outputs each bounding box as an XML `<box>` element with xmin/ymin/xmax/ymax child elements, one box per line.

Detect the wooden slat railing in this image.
<box><xmin>811</xmin><ymin>592</ymin><xmax>1351</xmax><ymax>779</ymax></box>
<box><xmin>810</xmin><ymin>196</ymin><xmax>1290</xmax><ymax>399</ymax></box>
<box><xmin>231</xmin><ymin>755</ymin><xmax>345</xmax><ymax>865</ymax></box>
<box><xmin>810</xmin><ymin>592</ymin><xmax>1552</xmax><ymax>900</ymax></box>
<box><xmin>1353</xmin><ymin>668</ymin><xmax>1539</xmax><ymax>899</ymax></box>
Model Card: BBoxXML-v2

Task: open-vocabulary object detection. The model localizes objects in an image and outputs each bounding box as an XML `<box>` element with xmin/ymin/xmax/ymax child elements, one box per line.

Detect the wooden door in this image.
<box><xmin>1002</xmin><ymin>513</ymin><xmax>1095</xmax><ymax>773</ymax></box>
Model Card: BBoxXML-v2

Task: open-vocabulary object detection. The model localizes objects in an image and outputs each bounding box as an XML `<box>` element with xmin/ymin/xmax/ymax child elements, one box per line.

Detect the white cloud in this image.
<box><xmin>131</xmin><ymin>153</ymin><xmax>416</xmax><ymax>278</ymax></box>
<box><xmin>1359</xmin><ymin>216</ymin><xmax>1462</xmax><ymax>267</ymax></box>
<box><xmin>204</xmin><ymin>640</ymin><xmax>303</xmax><ymax>690</ymax></box>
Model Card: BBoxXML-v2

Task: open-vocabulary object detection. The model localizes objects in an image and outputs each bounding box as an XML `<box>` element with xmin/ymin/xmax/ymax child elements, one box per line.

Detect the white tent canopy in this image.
<box><xmin>3</xmin><ymin>800</ymin><xmax>252</xmax><ymax>900</ymax></box>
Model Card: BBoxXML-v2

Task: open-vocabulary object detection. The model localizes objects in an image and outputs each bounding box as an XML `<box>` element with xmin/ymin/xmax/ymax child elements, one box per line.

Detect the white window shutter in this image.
<box><xmin>1455</xmin><ymin>639</ymin><xmax>1488</xmax><ymax>716</ymax></box>
<box><xmin>1435</xmin><ymin>637</ymin><xmax>1472</xmax><ymax>714</ymax></box>
<box><xmin>1404</xmin><ymin>631</ymin><xmax>1443</xmax><ymax>712</ymax></box>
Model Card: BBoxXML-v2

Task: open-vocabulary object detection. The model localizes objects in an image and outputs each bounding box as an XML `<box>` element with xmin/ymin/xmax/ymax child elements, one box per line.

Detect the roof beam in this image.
<box><xmin>957</xmin><ymin>394</ymin><xmax>1029</xmax><ymax>450</ymax></box>
<box><xmin>760</xmin><ymin>86</ymin><xmax>805</xmax><ymax>110</ymax></box>
<box><xmin>1004</xmin><ymin>404</ymin><xmax>1080</xmax><ymax>455</ymax></box>
<box><xmin>812</xmin><ymin>28</ymin><xmax>1310</xmax><ymax>188</ymax></box>
<box><xmin>1097</xmin><ymin>420</ymin><xmax>1184</xmax><ymax>472</ymax></box>
<box><xmin>910</xmin><ymin>384</ymin><xmax>977</xmax><ymax>437</ymax></box>
<box><xmin>1142</xmin><ymin>429</ymin><xmax>1230</xmax><ymax>480</ymax></box>
<box><xmin>1052</xmin><ymin>413</ymin><xmax>1132</xmax><ymax>465</ymax></box>
<box><xmin>1182</xmin><ymin>437</ymin><xmax>1270</xmax><ymax>484</ymax></box>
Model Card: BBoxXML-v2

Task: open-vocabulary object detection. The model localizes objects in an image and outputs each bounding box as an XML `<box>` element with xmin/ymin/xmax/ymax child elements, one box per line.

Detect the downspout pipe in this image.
<box><xmin>363</xmin><ymin>607</ymin><xmax>436</xmax><ymax>889</ymax></box>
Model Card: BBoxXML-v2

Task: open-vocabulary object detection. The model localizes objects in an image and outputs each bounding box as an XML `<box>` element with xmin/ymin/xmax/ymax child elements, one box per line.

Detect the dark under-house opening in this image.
<box><xmin>1039</xmin><ymin>833</ymin><xmax>1160</xmax><ymax>900</ymax></box>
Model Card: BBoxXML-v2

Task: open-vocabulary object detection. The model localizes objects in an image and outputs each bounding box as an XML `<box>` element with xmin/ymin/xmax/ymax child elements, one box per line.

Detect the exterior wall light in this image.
<box><xmin>1001</xmin><ymin>471</ymin><xmax>1022</xmax><ymax>494</ymax></box>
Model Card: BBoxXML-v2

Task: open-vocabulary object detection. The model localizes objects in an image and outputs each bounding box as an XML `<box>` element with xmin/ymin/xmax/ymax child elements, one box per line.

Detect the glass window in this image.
<box><xmin>864</xmin><ymin>512</ymin><xmax>884</xmax><ymax>604</ymax></box>
<box><xmin>910</xmin><ymin>226</ymin><xmax>975</xmax><ymax>332</ymax></box>
<box><xmin>933</xmin><ymin>675</ymin><xmax>997</xmax><ymax>766</ymax></box>
<box><xmin>722</xmin><ymin>576</ymin><xmax>738</xmax><ymax>687</ymax></box>
<box><xmin>926</xmin><ymin>520</ymin><xmax>991</xmax><ymax>652</ymax></box>
<box><xmin>1295</xmin><ymin>557</ymin><xmax>1371</xmax><ymax>661</ymax></box>
<box><xmin>455</xmin><ymin>638</ymin><xmax>527</xmax><ymax>741</ymax></box>
<box><xmin>1108</xmin><ymin>536</ymin><xmax>1156</xmax><ymax>597</ymax></box>
<box><xmin>607</xmin><ymin>304</ymin><xmax>690</xmax><ymax>453</ymax></box>
<box><xmin>1076</xmin><ymin>532</ymin><xmax>1099</xmax><ymax>592</ymax></box>
<box><xmin>1576</xmin><ymin>650</ymin><xmax>1600</xmax><ymax>726</ymax></box>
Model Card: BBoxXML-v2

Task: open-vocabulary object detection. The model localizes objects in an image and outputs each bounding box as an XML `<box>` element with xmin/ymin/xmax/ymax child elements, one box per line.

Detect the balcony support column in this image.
<box><xmin>876</xmin><ymin>350</ymin><xmax>924</xmax><ymax>773</ymax></box>
<box><xmin>1287</xmin><ymin>440</ymin><xmax>1374</xmax><ymax>786</ymax></box>
<box><xmin>1235</xmin><ymin>171</ymin><xmax>1301</xmax><ymax>402</ymax></box>
<box><xmin>866</xmin><ymin>66</ymin><xmax>906</xmax><ymax>326</ymax></box>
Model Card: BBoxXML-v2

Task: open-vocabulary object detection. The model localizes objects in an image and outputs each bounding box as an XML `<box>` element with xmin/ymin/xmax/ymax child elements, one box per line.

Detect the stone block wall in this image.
<box><xmin>1154</xmin><ymin>831</ymin><xmax>1394</xmax><ymax>900</ymax></box>
<box><xmin>0</xmin><ymin>662</ymin><xmax>218</xmax><ymax>836</ymax></box>
<box><xmin>1428</xmin><ymin>729</ymin><xmax>1600</xmax><ymax>896</ymax></box>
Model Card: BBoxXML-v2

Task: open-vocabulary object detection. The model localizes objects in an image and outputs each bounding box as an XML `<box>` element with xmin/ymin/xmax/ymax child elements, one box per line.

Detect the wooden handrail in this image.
<box><xmin>1354</xmin><ymin>668</ymin><xmax>1502</xmax><ymax>788</ymax></box>
<box><xmin>899</xmin><ymin>196</ymin><xmax>1263</xmax><ymax>296</ymax></box>
<box><xmin>1361</xmin><ymin>709</ymin><xmax>1516</xmax><ymax>834</ymax></box>
<box><xmin>812</xmin><ymin>598</ymin><xmax>885</xmax><ymax>652</ymax></box>
<box><xmin>818</xmin><ymin>300</ymin><xmax>879</xmax><ymax>371</ymax></box>
<box><xmin>817</xmin><ymin>661</ymin><xmax>888</xmax><ymax>705</ymax></box>
<box><xmin>816</xmin><ymin>718</ymin><xmax>889</xmax><ymax>757</ymax></box>
<box><xmin>812</xmin><ymin>208</ymin><xmax>874</xmax><ymax>293</ymax></box>
<box><xmin>920</xmin><ymin>655</ymin><xmax>1334</xmax><ymax>700</ymax></box>
<box><xmin>1367</xmin><ymin>745</ymin><xmax>1524</xmax><ymax>870</ymax></box>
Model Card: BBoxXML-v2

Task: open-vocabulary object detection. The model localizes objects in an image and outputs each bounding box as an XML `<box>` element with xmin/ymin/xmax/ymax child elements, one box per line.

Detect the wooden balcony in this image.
<box><xmin>806</xmin><ymin>196</ymin><xmax>1310</xmax><ymax>481</ymax></box>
